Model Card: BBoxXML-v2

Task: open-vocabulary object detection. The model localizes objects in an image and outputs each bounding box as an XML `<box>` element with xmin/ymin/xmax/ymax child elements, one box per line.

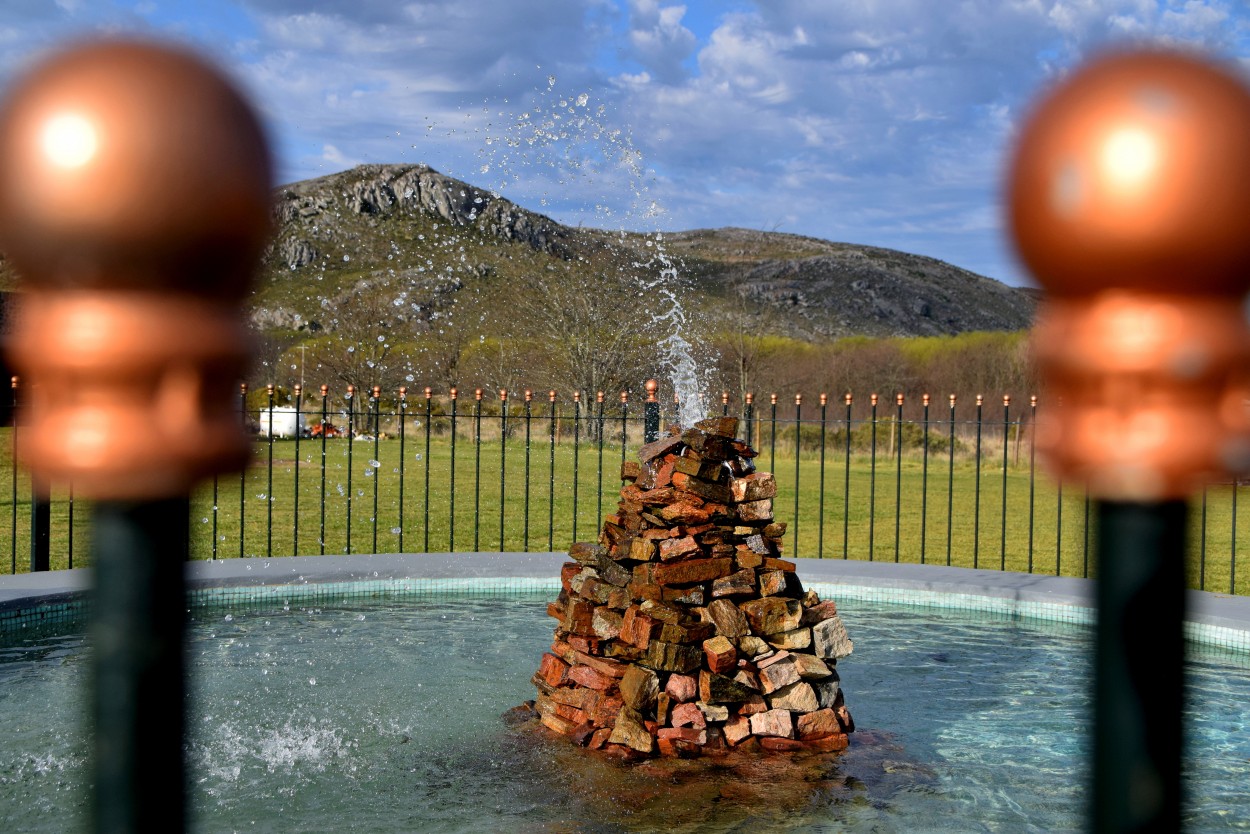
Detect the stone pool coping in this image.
<box><xmin>2</xmin><ymin>553</ymin><xmax>1249</xmax><ymax>653</ymax></box>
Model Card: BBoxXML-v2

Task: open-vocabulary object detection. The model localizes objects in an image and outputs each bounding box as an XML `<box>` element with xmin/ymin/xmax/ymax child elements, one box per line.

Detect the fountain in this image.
<box><xmin>524</xmin><ymin>415</ymin><xmax>855</xmax><ymax>759</ymax></box>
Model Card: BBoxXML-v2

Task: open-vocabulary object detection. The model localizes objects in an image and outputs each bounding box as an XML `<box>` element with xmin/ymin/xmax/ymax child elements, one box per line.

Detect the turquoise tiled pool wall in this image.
<box><xmin>2</xmin><ymin>576</ymin><xmax>1248</xmax><ymax>658</ymax></box>
<box><xmin>0</xmin><ymin>594</ymin><xmax>88</xmax><ymax>638</ymax></box>
<box><xmin>187</xmin><ymin>576</ymin><xmax>561</xmax><ymax>613</ymax></box>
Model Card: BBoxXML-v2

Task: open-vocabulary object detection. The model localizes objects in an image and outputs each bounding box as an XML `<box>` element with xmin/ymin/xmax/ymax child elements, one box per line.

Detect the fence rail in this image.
<box><xmin>2</xmin><ymin>382</ymin><xmax>1245</xmax><ymax>595</ymax></box>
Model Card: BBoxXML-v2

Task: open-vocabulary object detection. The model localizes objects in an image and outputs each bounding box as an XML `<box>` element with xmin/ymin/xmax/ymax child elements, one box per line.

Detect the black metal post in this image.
<box><xmin>345</xmin><ymin>385</ymin><xmax>355</xmax><ymax>554</ymax></box>
<box><xmin>449</xmin><ymin>387</ymin><xmax>458</xmax><ymax>552</ymax></box>
<box><xmin>265</xmin><ymin>384</ymin><xmax>274</xmax><ymax>558</ymax></box>
<box><xmin>319</xmin><ymin>385</ymin><xmax>329</xmax><ymax>555</ymax></box>
<box><xmin>238</xmin><ymin>383</ymin><xmax>247</xmax><ymax>559</ymax></box>
<box><xmin>973</xmin><ymin>394</ymin><xmax>983</xmax><ymax>569</ymax></box>
<box><xmin>869</xmin><ymin>394</ymin><xmax>878</xmax><ymax>561</ymax></box>
<box><xmin>30</xmin><ymin>476</ymin><xmax>50</xmax><ymax>571</ymax></box>
<box><xmin>843</xmin><ymin>393</ymin><xmax>852</xmax><ymax>560</ymax></box>
<box><xmin>524</xmin><ymin>390</ymin><xmax>532</xmax><ymax>552</ymax></box>
<box><xmin>424</xmin><ymin>388</ymin><xmax>433</xmax><ymax>553</ymax></box>
<box><xmin>91</xmin><ymin>498</ymin><xmax>190</xmax><ymax>833</ymax></box>
<box><xmin>793</xmin><ymin>394</ymin><xmax>801</xmax><ymax>556</ymax></box>
<box><xmin>500</xmin><ymin>389</ymin><xmax>508</xmax><ymax>551</ymax></box>
<box><xmin>371</xmin><ymin>386</ymin><xmax>381</xmax><ymax>555</ymax></box>
<box><xmin>817</xmin><ymin>394</ymin><xmax>827</xmax><ymax>559</ymax></box>
<box><xmin>643</xmin><ymin>380</ymin><xmax>659</xmax><ymax>443</ymax></box>
<box><xmin>293</xmin><ymin>384</ymin><xmax>302</xmax><ymax>556</ymax></box>
<box><xmin>473</xmin><ymin>389</ymin><xmax>482</xmax><ymax>552</ymax></box>
<box><xmin>1092</xmin><ymin>500</ymin><xmax>1185</xmax><ymax>833</ymax></box>
<box><xmin>396</xmin><ymin>386</ymin><xmax>406</xmax><ymax>552</ymax></box>
<box><xmin>921</xmin><ymin>394</ymin><xmax>930</xmax><ymax>564</ymax></box>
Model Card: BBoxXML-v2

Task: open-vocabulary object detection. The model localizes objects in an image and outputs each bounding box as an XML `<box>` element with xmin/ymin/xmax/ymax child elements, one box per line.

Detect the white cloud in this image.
<box><xmin>0</xmin><ymin>0</ymin><xmax>1246</xmax><ymax>284</ymax></box>
<box><xmin>626</xmin><ymin>0</ymin><xmax>697</xmax><ymax>84</ymax></box>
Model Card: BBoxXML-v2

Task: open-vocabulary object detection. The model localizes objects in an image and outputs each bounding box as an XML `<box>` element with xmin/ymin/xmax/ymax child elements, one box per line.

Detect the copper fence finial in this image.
<box><xmin>450</xmin><ymin>386</ymin><xmax>457</xmax><ymax>400</ymax></box>
<box><xmin>525</xmin><ymin>389</ymin><xmax>533</xmax><ymax>402</ymax></box>
<box><xmin>620</xmin><ymin>391</ymin><xmax>627</xmax><ymax>404</ymax></box>
<box><xmin>845</xmin><ymin>392</ymin><xmax>852</xmax><ymax>405</ymax></box>
<box><xmin>1009</xmin><ymin>49</ymin><xmax>1250</xmax><ymax>499</ymax></box>
<box><xmin>475</xmin><ymin>388</ymin><xmax>483</xmax><ymax>401</ymax></box>
<box><xmin>770</xmin><ymin>393</ymin><xmax>777</xmax><ymax>405</ymax></box>
<box><xmin>0</xmin><ymin>41</ymin><xmax>271</xmax><ymax>499</ymax></box>
<box><xmin>820</xmin><ymin>393</ymin><xmax>827</xmax><ymax>406</ymax></box>
<box><xmin>548</xmin><ymin>390</ymin><xmax>556</xmax><ymax>402</ymax></box>
<box><xmin>500</xmin><ymin>389</ymin><xmax>507</xmax><ymax>402</ymax></box>
<box><xmin>923</xmin><ymin>393</ymin><xmax>931</xmax><ymax>407</ymax></box>
<box><xmin>398</xmin><ymin>386</ymin><xmax>406</xmax><ymax>399</ymax></box>
<box><xmin>745</xmin><ymin>392</ymin><xmax>754</xmax><ymax>405</ymax></box>
<box><xmin>424</xmin><ymin>386</ymin><xmax>432</xmax><ymax>399</ymax></box>
<box><xmin>871</xmin><ymin>393</ymin><xmax>878</xmax><ymax>406</ymax></box>
<box><xmin>320</xmin><ymin>384</ymin><xmax>328</xmax><ymax>398</ymax></box>
<box><xmin>644</xmin><ymin>379</ymin><xmax>658</xmax><ymax>402</ymax></box>
<box><xmin>795</xmin><ymin>393</ymin><xmax>802</xmax><ymax>406</ymax></box>
<box><xmin>597</xmin><ymin>391</ymin><xmax>604</xmax><ymax>404</ymax></box>
<box><xmin>896</xmin><ymin>393</ymin><xmax>904</xmax><ymax>406</ymax></box>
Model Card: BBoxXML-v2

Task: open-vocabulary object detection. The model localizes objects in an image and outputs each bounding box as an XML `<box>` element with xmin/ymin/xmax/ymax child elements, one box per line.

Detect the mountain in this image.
<box><xmin>252</xmin><ymin>163</ymin><xmax>1035</xmax><ymax>342</ymax></box>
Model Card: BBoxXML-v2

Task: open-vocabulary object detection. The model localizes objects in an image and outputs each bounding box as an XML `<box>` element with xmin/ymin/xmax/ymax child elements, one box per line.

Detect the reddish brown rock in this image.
<box><xmin>641</xmin><ymin>640</ymin><xmax>702</xmax><ymax>673</ymax></box>
<box><xmin>669</xmin><ymin>701</ymin><xmax>707</xmax><ymax>729</ymax></box>
<box><xmin>705</xmin><ymin>598</ymin><xmax>750</xmax><ymax>638</ymax></box>
<box><xmin>739</xmin><ymin>597</ymin><xmax>802</xmax><ymax>635</ymax></box>
<box><xmin>796</xmin><ymin>708</ymin><xmax>842</xmax><ymax>740</ymax></box>
<box><xmin>619</xmin><ymin>665</ymin><xmax>659</xmax><ymax>710</ymax></box>
<box><xmin>653</xmin><ymin>557</ymin><xmax>733</xmax><ymax>586</ymax></box>
<box><xmin>658</xmin><ymin>535</ymin><xmax>700</xmax><ymax>561</ymax></box>
<box><xmin>711</xmin><ymin>568</ymin><xmax>756</xmax><ymax>598</ymax></box>
<box><xmin>702</xmin><ymin>635</ymin><xmax>737</xmax><ymax>674</ymax></box>
<box><xmin>665</xmin><ymin>673</ymin><xmax>697</xmax><ymax>702</ymax></box>
<box><xmin>538</xmin><ymin>653</ymin><xmax>569</xmax><ymax>687</ymax></box>
<box><xmin>749</xmin><ymin>708</ymin><xmax>794</xmax><ymax>738</ymax></box>
<box><xmin>730</xmin><ymin>472</ymin><xmax>777</xmax><ymax>503</ymax></box>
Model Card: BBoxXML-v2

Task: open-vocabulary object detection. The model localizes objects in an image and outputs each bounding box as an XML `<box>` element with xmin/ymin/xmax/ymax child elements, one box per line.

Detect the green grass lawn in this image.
<box><xmin>2</xmin><ymin>427</ymin><xmax>1247</xmax><ymax>595</ymax></box>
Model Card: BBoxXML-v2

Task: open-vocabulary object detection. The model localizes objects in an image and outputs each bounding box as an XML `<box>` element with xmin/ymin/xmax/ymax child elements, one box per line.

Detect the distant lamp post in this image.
<box><xmin>1007</xmin><ymin>49</ymin><xmax>1250</xmax><ymax>832</ymax></box>
<box><xmin>0</xmin><ymin>40</ymin><xmax>271</xmax><ymax>832</ymax></box>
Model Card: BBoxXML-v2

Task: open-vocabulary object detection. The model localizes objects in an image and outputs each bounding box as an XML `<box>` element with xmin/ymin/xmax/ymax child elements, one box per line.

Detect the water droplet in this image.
<box><xmin>224</xmin><ymin>614</ymin><xmax>233</xmax><ymax>622</ymax></box>
<box><xmin>390</xmin><ymin>527</ymin><xmax>402</xmax><ymax>535</ymax></box>
<box><xmin>369</xmin><ymin>459</ymin><xmax>382</xmax><ymax>468</ymax></box>
<box><xmin>309</xmin><ymin>678</ymin><xmax>316</xmax><ymax>686</ymax></box>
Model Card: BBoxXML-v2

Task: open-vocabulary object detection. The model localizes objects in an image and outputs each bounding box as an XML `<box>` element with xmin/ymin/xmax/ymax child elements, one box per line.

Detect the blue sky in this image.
<box><xmin>0</xmin><ymin>1</ymin><xmax>1247</xmax><ymax>286</ymax></box>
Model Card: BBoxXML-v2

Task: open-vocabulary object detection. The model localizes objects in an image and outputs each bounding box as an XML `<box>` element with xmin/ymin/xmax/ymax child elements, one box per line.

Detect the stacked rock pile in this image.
<box><xmin>529</xmin><ymin>416</ymin><xmax>855</xmax><ymax>759</ymax></box>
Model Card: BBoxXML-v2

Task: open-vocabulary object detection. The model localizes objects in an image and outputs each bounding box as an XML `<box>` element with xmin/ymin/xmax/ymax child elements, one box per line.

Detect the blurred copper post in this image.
<box><xmin>0</xmin><ymin>39</ymin><xmax>271</xmax><ymax>833</ymax></box>
<box><xmin>1008</xmin><ymin>49</ymin><xmax>1250</xmax><ymax>832</ymax></box>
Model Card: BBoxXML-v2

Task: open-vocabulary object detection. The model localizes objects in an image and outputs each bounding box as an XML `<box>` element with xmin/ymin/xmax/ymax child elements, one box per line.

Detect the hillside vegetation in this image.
<box><xmin>2</xmin><ymin>162</ymin><xmax>1039</xmax><ymax>403</ymax></box>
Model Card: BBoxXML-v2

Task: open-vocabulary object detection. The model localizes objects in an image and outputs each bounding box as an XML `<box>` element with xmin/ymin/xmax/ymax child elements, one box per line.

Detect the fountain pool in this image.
<box><xmin>1</xmin><ymin>569</ymin><xmax>1249</xmax><ymax>833</ymax></box>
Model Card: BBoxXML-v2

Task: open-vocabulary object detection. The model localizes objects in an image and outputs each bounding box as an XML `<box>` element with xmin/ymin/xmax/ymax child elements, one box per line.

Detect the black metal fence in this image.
<box><xmin>2</xmin><ymin>381</ymin><xmax>1245</xmax><ymax>595</ymax></box>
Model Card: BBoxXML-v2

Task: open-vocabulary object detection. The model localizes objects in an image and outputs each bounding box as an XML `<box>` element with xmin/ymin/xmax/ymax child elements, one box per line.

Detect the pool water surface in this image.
<box><xmin>0</xmin><ymin>594</ymin><xmax>1247</xmax><ymax>832</ymax></box>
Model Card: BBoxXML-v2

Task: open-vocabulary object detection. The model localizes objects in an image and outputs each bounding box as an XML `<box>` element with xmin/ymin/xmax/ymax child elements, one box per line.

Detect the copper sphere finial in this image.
<box><xmin>0</xmin><ymin>41</ymin><xmax>271</xmax><ymax>293</ymax></box>
<box><xmin>1009</xmin><ymin>49</ymin><xmax>1250</xmax><ymax>498</ymax></box>
<box><xmin>1010</xmin><ymin>50</ymin><xmax>1250</xmax><ymax>296</ymax></box>
<box><xmin>644</xmin><ymin>379</ymin><xmax>658</xmax><ymax>402</ymax></box>
<box><xmin>0</xmin><ymin>40</ymin><xmax>271</xmax><ymax>498</ymax></box>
